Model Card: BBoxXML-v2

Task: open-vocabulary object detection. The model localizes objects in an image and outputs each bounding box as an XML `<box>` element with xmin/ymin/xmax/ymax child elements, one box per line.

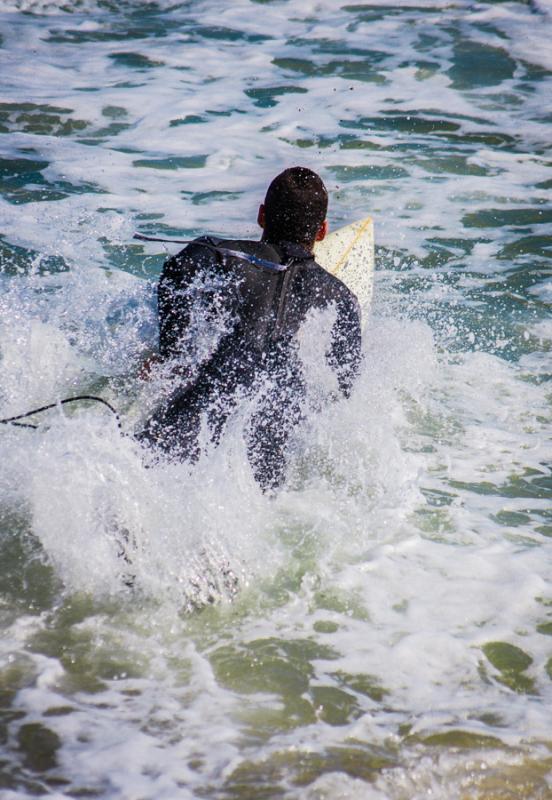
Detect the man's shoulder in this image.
<box><xmin>307</xmin><ymin>258</ymin><xmax>360</xmax><ymax>308</ymax></box>
<box><xmin>173</xmin><ymin>237</ymin><xmax>281</xmax><ymax>265</ymax></box>
<box><xmin>216</xmin><ymin>238</ymin><xmax>282</xmax><ymax>262</ymax></box>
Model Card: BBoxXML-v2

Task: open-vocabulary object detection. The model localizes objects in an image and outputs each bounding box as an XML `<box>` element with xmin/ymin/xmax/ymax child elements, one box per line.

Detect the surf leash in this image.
<box><xmin>0</xmin><ymin>395</ymin><xmax>122</xmax><ymax>430</ymax></box>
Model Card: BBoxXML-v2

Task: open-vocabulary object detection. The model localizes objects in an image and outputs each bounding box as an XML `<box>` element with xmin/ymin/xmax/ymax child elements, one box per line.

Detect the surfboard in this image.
<box><xmin>313</xmin><ymin>216</ymin><xmax>374</xmax><ymax>309</ymax></box>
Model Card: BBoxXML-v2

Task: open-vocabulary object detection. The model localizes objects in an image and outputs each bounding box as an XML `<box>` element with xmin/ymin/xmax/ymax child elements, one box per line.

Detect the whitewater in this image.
<box><xmin>0</xmin><ymin>0</ymin><xmax>551</xmax><ymax>797</ymax></box>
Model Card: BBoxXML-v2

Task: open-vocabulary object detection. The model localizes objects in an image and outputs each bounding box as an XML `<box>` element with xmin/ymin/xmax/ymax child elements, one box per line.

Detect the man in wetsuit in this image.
<box><xmin>140</xmin><ymin>167</ymin><xmax>362</xmax><ymax>491</ymax></box>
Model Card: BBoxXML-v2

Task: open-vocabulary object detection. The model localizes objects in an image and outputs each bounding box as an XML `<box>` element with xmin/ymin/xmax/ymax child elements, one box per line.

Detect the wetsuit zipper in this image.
<box><xmin>272</xmin><ymin>261</ymin><xmax>297</xmax><ymax>340</ymax></box>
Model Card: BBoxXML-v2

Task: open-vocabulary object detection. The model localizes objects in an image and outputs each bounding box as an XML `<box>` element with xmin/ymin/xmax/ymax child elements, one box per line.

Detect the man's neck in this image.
<box><xmin>261</xmin><ymin>234</ymin><xmax>314</xmax><ymax>257</ymax></box>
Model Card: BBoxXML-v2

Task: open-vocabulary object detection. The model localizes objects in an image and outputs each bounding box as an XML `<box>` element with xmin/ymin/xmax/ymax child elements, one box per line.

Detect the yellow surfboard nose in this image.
<box><xmin>313</xmin><ymin>216</ymin><xmax>374</xmax><ymax>309</ymax></box>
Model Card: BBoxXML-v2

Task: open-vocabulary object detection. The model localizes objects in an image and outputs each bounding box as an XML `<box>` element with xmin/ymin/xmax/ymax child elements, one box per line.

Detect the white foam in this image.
<box><xmin>1</xmin><ymin>1</ymin><xmax>551</xmax><ymax>797</ymax></box>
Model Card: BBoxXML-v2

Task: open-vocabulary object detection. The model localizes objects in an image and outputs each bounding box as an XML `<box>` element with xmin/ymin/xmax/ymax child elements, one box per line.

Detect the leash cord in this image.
<box><xmin>133</xmin><ymin>233</ymin><xmax>287</xmax><ymax>272</ymax></box>
<box><xmin>0</xmin><ymin>395</ymin><xmax>121</xmax><ymax>430</ymax></box>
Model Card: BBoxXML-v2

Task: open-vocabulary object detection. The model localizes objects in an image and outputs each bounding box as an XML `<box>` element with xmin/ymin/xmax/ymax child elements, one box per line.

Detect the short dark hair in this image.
<box><xmin>263</xmin><ymin>166</ymin><xmax>328</xmax><ymax>246</ymax></box>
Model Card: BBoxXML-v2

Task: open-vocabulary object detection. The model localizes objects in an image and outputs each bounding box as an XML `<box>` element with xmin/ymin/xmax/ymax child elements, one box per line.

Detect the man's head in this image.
<box><xmin>258</xmin><ymin>166</ymin><xmax>328</xmax><ymax>250</ymax></box>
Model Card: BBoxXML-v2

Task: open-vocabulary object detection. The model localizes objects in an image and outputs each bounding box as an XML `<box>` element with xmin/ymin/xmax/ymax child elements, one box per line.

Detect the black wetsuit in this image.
<box><xmin>140</xmin><ymin>237</ymin><xmax>362</xmax><ymax>490</ymax></box>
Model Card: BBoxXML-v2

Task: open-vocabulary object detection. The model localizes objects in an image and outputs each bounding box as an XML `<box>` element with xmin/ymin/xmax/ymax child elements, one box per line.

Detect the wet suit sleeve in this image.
<box><xmin>158</xmin><ymin>252</ymin><xmax>191</xmax><ymax>359</ymax></box>
<box><xmin>157</xmin><ymin>238</ymin><xmax>224</xmax><ymax>360</ymax></box>
<box><xmin>326</xmin><ymin>291</ymin><xmax>362</xmax><ymax>398</ymax></box>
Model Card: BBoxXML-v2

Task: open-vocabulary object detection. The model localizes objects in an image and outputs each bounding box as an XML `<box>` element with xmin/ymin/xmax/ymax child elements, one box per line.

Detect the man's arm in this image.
<box><xmin>157</xmin><ymin>238</ymin><xmax>217</xmax><ymax>360</ymax></box>
<box><xmin>326</xmin><ymin>291</ymin><xmax>362</xmax><ymax>398</ymax></box>
<box><xmin>158</xmin><ymin>254</ymin><xmax>185</xmax><ymax>359</ymax></box>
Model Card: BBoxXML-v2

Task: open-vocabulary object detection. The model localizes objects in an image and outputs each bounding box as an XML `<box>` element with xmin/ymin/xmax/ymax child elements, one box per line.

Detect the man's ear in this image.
<box><xmin>315</xmin><ymin>219</ymin><xmax>329</xmax><ymax>242</ymax></box>
<box><xmin>257</xmin><ymin>204</ymin><xmax>266</xmax><ymax>229</ymax></box>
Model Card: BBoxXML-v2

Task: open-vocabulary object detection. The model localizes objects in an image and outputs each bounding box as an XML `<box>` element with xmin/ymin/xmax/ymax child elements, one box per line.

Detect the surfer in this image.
<box><xmin>139</xmin><ymin>166</ymin><xmax>362</xmax><ymax>491</ymax></box>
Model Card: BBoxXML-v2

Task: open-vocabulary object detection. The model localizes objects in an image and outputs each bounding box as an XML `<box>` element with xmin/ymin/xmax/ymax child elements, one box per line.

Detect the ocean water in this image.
<box><xmin>0</xmin><ymin>0</ymin><xmax>551</xmax><ymax>797</ymax></box>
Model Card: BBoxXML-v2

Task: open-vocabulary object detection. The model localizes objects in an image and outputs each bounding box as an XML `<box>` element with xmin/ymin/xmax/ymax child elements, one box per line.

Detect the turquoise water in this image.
<box><xmin>0</xmin><ymin>1</ymin><xmax>551</xmax><ymax>797</ymax></box>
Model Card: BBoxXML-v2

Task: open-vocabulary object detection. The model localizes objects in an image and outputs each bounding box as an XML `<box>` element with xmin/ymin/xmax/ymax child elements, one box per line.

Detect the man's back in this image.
<box><xmin>158</xmin><ymin>236</ymin><xmax>361</xmax><ymax>397</ymax></box>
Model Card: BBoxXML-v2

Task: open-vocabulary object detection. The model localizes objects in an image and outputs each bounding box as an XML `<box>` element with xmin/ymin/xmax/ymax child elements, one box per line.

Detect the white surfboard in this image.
<box><xmin>314</xmin><ymin>216</ymin><xmax>374</xmax><ymax>309</ymax></box>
